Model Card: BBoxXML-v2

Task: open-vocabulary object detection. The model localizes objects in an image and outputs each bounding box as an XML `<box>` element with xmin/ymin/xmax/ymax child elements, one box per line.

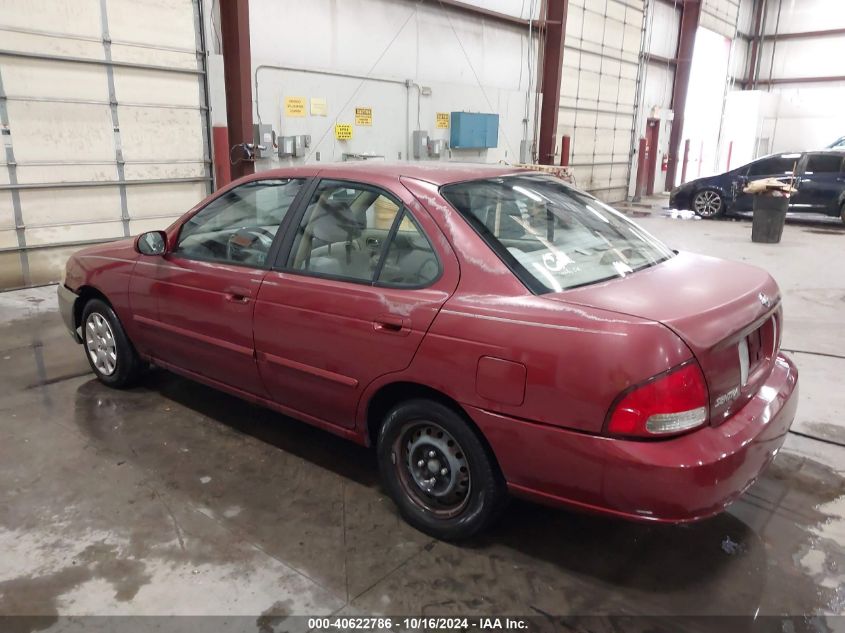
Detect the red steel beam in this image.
<box><xmin>537</xmin><ymin>0</ymin><xmax>568</xmax><ymax>165</ymax></box>
<box><xmin>434</xmin><ymin>0</ymin><xmax>533</xmax><ymax>28</ymax></box>
<box><xmin>643</xmin><ymin>52</ymin><xmax>678</xmax><ymax>66</ymax></box>
<box><xmin>745</xmin><ymin>0</ymin><xmax>765</xmax><ymax>89</ymax></box>
<box><xmin>755</xmin><ymin>75</ymin><xmax>845</xmax><ymax>85</ymax></box>
<box><xmin>750</xmin><ymin>27</ymin><xmax>845</xmax><ymax>42</ymax></box>
<box><xmin>664</xmin><ymin>0</ymin><xmax>701</xmax><ymax>190</ymax></box>
<box><xmin>220</xmin><ymin>0</ymin><xmax>254</xmax><ymax>181</ymax></box>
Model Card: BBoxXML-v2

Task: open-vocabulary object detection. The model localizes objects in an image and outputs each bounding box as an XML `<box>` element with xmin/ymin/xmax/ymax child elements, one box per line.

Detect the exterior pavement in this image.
<box><xmin>0</xmin><ymin>212</ymin><xmax>843</xmax><ymax>627</ymax></box>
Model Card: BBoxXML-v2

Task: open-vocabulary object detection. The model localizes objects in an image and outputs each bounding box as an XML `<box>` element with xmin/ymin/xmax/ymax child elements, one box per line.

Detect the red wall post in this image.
<box><xmin>664</xmin><ymin>0</ymin><xmax>702</xmax><ymax>190</ymax></box>
<box><xmin>537</xmin><ymin>0</ymin><xmax>568</xmax><ymax>165</ymax></box>
<box><xmin>559</xmin><ymin>135</ymin><xmax>571</xmax><ymax>166</ymax></box>
<box><xmin>220</xmin><ymin>0</ymin><xmax>254</xmax><ymax>181</ymax></box>
<box><xmin>633</xmin><ymin>137</ymin><xmax>648</xmax><ymax>201</ymax></box>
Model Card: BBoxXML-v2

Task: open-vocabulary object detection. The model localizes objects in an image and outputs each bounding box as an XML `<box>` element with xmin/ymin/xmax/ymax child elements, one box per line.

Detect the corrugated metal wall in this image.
<box><xmin>0</xmin><ymin>0</ymin><xmax>212</xmax><ymax>290</ymax></box>
<box><xmin>557</xmin><ymin>0</ymin><xmax>646</xmax><ymax>203</ymax></box>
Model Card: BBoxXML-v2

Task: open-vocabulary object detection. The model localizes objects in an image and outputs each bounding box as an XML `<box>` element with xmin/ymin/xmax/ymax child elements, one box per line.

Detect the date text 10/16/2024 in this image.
<box><xmin>308</xmin><ymin>617</ymin><xmax>530</xmax><ymax>630</ymax></box>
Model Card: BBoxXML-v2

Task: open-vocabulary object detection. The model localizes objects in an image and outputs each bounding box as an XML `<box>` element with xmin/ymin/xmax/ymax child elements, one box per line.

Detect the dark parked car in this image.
<box><xmin>670</xmin><ymin>151</ymin><xmax>845</xmax><ymax>222</ymax></box>
<box><xmin>59</xmin><ymin>163</ymin><xmax>798</xmax><ymax>539</ymax></box>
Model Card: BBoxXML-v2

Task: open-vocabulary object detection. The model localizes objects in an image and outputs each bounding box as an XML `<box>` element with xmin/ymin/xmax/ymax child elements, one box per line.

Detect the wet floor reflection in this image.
<box><xmin>61</xmin><ymin>370</ymin><xmax>845</xmax><ymax>618</ymax></box>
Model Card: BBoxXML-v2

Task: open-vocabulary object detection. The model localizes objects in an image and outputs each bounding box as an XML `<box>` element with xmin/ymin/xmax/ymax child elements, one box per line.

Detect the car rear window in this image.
<box><xmin>440</xmin><ymin>174</ymin><xmax>674</xmax><ymax>293</ymax></box>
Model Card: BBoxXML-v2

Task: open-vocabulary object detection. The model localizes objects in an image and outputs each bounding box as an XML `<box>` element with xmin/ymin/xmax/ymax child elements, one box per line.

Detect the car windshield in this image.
<box><xmin>441</xmin><ymin>174</ymin><xmax>674</xmax><ymax>293</ymax></box>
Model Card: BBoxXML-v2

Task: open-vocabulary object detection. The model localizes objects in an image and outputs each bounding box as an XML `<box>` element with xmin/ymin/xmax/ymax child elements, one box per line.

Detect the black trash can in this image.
<box><xmin>751</xmin><ymin>193</ymin><xmax>788</xmax><ymax>243</ymax></box>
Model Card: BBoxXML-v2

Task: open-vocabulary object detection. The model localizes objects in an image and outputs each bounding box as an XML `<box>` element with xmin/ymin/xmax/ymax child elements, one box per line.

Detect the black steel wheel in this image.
<box><xmin>377</xmin><ymin>399</ymin><xmax>506</xmax><ymax>540</ymax></box>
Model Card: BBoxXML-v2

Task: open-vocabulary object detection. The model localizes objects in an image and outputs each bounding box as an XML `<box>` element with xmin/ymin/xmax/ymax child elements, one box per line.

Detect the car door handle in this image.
<box><xmin>373</xmin><ymin>314</ymin><xmax>409</xmax><ymax>336</ymax></box>
<box><xmin>224</xmin><ymin>286</ymin><xmax>252</xmax><ymax>303</ymax></box>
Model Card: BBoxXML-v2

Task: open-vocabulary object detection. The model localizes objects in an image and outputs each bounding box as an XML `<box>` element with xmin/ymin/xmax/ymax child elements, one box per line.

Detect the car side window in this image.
<box><xmin>804</xmin><ymin>154</ymin><xmax>844</xmax><ymax>174</ymax></box>
<box><xmin>175</xmin><ymin>179</ymin><xmax>304</xmax><ymax>267</ymax></box>
<box><xmin>747</xmin><ymin>155</ymin><xmax>799</xmax><ymax>177</ymax></box>
<box><xmin>287</xmin><ymin>180</ymin><xmax>405</xmax><ymax>282</ymax></box>
<box><xmin>376</xmin><ymin>210</ymin><xmax>440</xmax><ymax>287</ymax></box>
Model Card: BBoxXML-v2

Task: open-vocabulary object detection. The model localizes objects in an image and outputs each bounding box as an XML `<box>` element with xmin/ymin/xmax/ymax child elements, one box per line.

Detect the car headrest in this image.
<box><xmin>309</xmin><ymin>197</ymin><xmax>362</xmax><ymax>243</ymax></box>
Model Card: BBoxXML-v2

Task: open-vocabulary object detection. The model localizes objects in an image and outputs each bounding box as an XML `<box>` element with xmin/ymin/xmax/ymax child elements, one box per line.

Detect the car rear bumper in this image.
<box><xmin>469</xmin><ymin>353</ymin><xmax>798</xmax><ymax>523</ymax></box>
<box><xmin>57</xmin><ymin>284</ymin><xmax>81</xmax><ymax>343</ymax></box>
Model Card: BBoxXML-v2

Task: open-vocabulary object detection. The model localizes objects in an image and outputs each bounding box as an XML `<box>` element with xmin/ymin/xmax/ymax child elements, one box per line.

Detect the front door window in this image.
<box><xmin>176</xmin><ymin>179</ymin><xmax>305</xmax><ymax>267</ymax></box>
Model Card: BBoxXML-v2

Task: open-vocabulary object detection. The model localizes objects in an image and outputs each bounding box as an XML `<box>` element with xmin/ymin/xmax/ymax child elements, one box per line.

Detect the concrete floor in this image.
<box><xmin>1</xmin><ymin>211</ymin><xmax>844</xmax><ymax>626</ymax></box>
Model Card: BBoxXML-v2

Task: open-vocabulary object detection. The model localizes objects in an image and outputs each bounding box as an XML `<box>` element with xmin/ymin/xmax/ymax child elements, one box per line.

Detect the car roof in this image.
<box><xmin>249</xmin><ymin>161</ymin><xmax>529</xmax><ymax>187</ymax></box>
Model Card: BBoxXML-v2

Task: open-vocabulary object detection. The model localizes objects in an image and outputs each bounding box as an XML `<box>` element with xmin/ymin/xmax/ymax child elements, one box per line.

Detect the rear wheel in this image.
<box><xmin>81</xmin><ymin>299</ymin><xmax>144</xmax><ymax>388</ymax></box>
<box><xmin>377</xmin><ymin>399</ymin><xmax>506</xmax><ymax>540</ymax></box>
<box><xmin>692</xmin><ymin>189</ymin><xmax>724</xmax><ymax>218</ymax></box>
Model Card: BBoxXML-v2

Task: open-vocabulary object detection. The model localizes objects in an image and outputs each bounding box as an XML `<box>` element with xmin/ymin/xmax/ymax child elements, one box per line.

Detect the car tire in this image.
<box><xmin>692</xmin><ymin>189</ymin><xmax>725</xmax><ymax>218</ymax></box>
<box><xmin>81</xmin><ymin>298</ymin><xmax>144</xmax><ymax>388</ymax></box>
<box><xmin>377</xmin><ymin>398</ymin><xmax>507</xmax><ymax>540</ymax></box>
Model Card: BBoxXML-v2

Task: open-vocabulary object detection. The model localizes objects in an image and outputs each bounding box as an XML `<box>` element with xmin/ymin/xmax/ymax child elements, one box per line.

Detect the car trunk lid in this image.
<box><xmin>544</xmin><ymin>252</ymin><xmax>782</xmax><ymax>424</ymax></box>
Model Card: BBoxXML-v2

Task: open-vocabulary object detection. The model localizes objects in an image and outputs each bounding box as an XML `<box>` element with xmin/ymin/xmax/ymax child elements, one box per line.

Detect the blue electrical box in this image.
<box><xmin>450</xmin><ymin>112</ymin><xmax>499</xmax><ymax>149</ymax></box>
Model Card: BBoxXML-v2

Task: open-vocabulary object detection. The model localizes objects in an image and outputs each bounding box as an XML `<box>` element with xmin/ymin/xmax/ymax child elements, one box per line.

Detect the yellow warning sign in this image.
<box><xmin>284</xmin><ymin>97</ymin><xmax>306</xmax><ymax>117</ymax></box>
<box><xmin>436</xmin><ymin>112</ymin><xmax>450</xmax><ymax>129</ymax></box>
<box><xmin>335</xmin><ymin>123</ymin><xmax>353</xmax><ymax>140</ymax></box>
<box><xmin>355</xmin><ymin>107</ymin><xmax>372</xmax><ymax>126</ymax></box>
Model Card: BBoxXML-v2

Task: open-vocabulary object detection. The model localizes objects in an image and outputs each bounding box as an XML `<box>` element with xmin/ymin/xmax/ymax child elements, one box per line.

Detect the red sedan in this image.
<box><xmin>58</xmin><ymin>163</ymin><xmax>798</xmax><ymax>539</ymax></box>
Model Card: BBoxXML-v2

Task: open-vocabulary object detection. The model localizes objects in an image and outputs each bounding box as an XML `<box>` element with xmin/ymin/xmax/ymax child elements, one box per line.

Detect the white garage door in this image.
<box><xmin>0</xmin><ymin>0</ymin><xmax>212</xmax><ymax>290</ymax></box>
<box><xmin>557</xmin><ymin>0</ymin><xmax>645</xmax><ymax>203</ymax></box>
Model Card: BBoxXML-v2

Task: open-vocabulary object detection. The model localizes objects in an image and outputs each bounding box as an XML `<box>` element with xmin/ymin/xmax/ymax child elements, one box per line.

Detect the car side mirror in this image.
<box><xmin>136</xmin><ymin>230</ymin><xmax>167</xmax><ymax>256</ymax></box>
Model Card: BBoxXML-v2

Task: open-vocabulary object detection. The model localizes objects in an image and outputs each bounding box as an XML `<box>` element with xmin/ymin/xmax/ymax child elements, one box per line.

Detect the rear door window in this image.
<box><xmin>747</xmin><ymin>155</ymin><xmax>800</xmax><ymax>177</ymax></box>
<box><xmin>285</xmin><ymin>180</ymin><xmax>439</xmax><ymax>287</ymax></box>
<box><xmin>804</xmin><ymin>154</ymin><xmax>844</xmax><ymax>174</ymax></box>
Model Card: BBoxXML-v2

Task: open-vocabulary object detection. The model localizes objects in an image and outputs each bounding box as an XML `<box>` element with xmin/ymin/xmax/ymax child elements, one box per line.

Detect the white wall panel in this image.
<box><xmin>6</xmin><ymin>101</ymin><xmax>115</xmax><ymax>163</ymax></box>
<box><xmin>0</xmin><ymin>30</ymin><xmax>104</xmax><ymax>60</ymax></box>
<box><xmin>18</xmin><ymin>188</ymin><xmax>122</xmax><ymax>225</ymax></box>
<box><xmin>25</xmin><ymin>221</ymin><xmax>124</xmax><ymax>247</ymax></box>
<box><xmin>0</xmin><ymin>230</ymin><xmax>18</xmax><ymax>249</ymax></box>
<box><xmin>125</xmin><ymin>182</ymin><xmax>207</xmax><ymax>218</ymax></box>
<box><xmin>106</xmin><ymin>0</ymin><xmax>198</xmax><ymax>50</ymax></box>
<box><xmin>0</xmin><ymin>0</ymin><xmax>101</xmax><ymax>37</ymax></box>
<box><xmin>0</xmin><ymin>0</ymin><xmax>211</xmax><ymax>289</ymax></box>
<box><xmin>701</xmin><ymin>0</ymin><xmax>740</xmax><ymax>38</ymax></box>
<box><xmin>0</xmin><ymin>58</ymin><xmax>108</xmax><ymax>100</ymax></box>
<box><xmin>249</xmin><ymin>0</ymin><xmax>538</xmax><ymax>166</ymax></box>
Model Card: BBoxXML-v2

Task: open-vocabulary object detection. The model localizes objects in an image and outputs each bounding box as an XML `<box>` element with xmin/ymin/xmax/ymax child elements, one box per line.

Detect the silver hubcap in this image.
<box><xmin>85</xmin><ymin>312</ymin><xmax>117</xmax><ymax>376</ymax></box>
<box><xmin>394</xmin><ymin>422</ymin><xmax>471</xmax><ymax>518</ymax></box>
<box><xmin>693</xmin><ymin>190</ymin><xmax>722</xmax><ymax>217</ymax></box>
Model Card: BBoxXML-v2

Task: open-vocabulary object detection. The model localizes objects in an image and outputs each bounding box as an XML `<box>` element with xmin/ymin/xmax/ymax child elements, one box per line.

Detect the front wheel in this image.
<box><xmin>377</xmin><ymin>399</ymin><xmax>507</xmax><ymax>540</ymax></box>
<box><xmin>692</xmin><ymin>189</ymin><xmax>725</xmax><ymax>218</ymax></box>
<box><xmin>81</xmin><ymin>298</ymin><xmax>144</xmax><ymax>388</ymax></box>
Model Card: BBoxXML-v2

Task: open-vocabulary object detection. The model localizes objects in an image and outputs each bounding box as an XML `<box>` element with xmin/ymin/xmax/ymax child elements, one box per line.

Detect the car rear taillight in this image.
<box><xmin>606</xmin><ymin>361</ymin><xmax>709</xmax><ymax>438</ymax></box>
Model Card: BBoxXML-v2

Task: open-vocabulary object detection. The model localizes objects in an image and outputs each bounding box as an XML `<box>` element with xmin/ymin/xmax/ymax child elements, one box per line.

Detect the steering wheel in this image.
<box><xmin>226</xmin><ymin>227</ymin><xmax>276</xmax><ymax>264</ymax></box>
